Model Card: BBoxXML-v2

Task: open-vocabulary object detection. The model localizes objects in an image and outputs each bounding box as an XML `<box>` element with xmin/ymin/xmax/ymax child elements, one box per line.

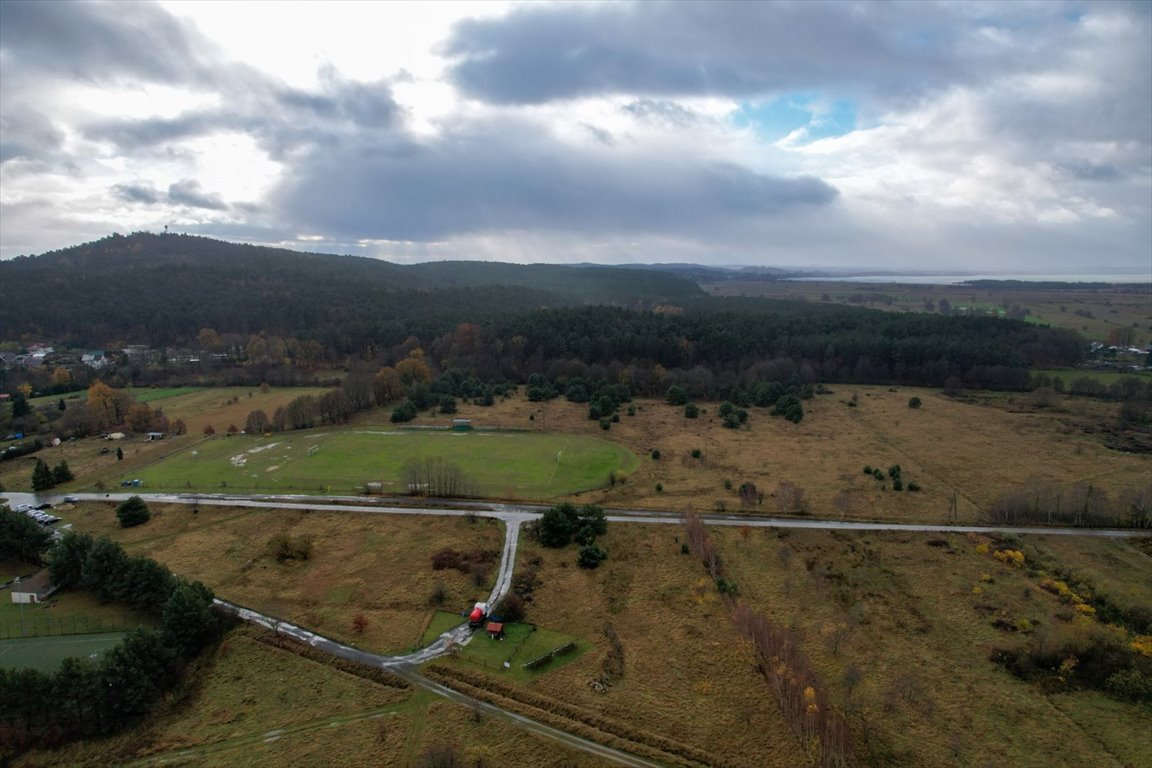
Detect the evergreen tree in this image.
<box><xmin>52</xmin><ymin>460</ymin><xmax>74</xmax><ymax>484</ymax></box>
<box><xmin>116</xmin><ymin>496</ymin><xmax>150</xmax><ymax>528</ymax></box>
<box><xmin>162</xmin><ymin>581</ymin><xmax>216</xmax><ymax>655</ymax></box>
<box><xmin>31</xmin><ymin>458</ymin><xmax>54</xmax><ymax>491</ymax></box>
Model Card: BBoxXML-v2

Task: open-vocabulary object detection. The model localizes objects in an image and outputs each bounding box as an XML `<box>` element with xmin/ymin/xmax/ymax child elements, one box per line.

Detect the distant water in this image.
<box><xmin>789</xmin><ymin>273</ymin><xmax>1152</xmax><ymax>285</ymax></box>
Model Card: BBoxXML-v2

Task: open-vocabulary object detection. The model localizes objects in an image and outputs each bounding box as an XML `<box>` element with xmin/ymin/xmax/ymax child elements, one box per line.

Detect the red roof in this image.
<box><xmin>485</xmin><ymin>621</ymin><xmax>504</xmax><ymax>633</ymax></box>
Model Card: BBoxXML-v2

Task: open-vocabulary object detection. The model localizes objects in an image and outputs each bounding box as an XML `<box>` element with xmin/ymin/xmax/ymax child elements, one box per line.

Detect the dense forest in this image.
<box><xmin>0</xmin><ymin>233</ymin><xmax>1088</xmax><ymax>399</ymax></box>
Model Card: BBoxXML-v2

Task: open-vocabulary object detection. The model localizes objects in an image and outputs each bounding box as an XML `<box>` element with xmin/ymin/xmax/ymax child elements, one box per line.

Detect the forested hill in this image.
<box><xmin>0</xmin><ymin>232</ymin><xmax>703</xmax><ymax>346</ymax></box>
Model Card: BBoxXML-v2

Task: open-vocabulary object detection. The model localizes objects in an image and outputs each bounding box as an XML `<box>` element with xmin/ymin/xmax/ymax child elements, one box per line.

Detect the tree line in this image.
<box><xmin>0</xmin><ymin>529</ymin><xmax>221</xmax><ymax>753</ymax></box>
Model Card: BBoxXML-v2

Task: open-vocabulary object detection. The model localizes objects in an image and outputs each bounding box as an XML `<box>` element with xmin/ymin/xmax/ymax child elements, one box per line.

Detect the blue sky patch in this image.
<box><xmin>733</xmin><ymin>93</ymin><xmax>857</xmax><ymax>143</ymax></box>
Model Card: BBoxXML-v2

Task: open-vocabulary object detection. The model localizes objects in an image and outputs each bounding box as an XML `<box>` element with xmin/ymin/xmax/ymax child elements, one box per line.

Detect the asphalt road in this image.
<box><xmin>3</xmin><ymin>489</ymin><xmax>1148</xmax><ymax>767</ymax></box>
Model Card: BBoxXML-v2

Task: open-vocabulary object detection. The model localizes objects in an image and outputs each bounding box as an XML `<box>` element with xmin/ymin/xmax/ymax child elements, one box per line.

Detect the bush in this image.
<box><xmin>690</xmin><ymin>448</ymin><xmax>703</xmax><ymax>459</ymax></box>
<box><xmin>908</xmin><ymin>396</ymin><xmax>923</xmax><ymax>409</ymax></box>
<box><xmin>908</xmin><ymin>482</ymin><xmax>921</xmax><ymax>492</ymax></box>
<box><xmin>269</xmin><ymin>533</ymin><xmax>313</xmax><ymax>562</ymax></box>
<box><xmin>116</xmin><ymin>496</ymin><xmax>151</xmax><ymax>528</ymax></box>
<box><xmin>390</xmin><ymin>400</ymin><xmax>418</xmax><ymax>423</ymax></box>
<box><xmin>863</xmin><ymin>465</ymin><xmax>873</xmax><ymax>475</ymax></box>
<box><xmin>656</xmin><ymin>483</ymin><xmax>663</xmax><ymax>493</ymax></box>
<box><xmin>578</xmin><ymin>544</ymin><xmax>608</xmax><ymax>569</ymax></box>
<box><xmin>684</xmin><ymin>403</ymin><xmax>699</xmax><ymax>419</ymax></box>
<box><xmin>651</xmin><ymin>449</ymin><xmax>661</xmax><ymax>460</ymax></box>
<box><xmin>495</xmin><ymin>593</ymin><xmax>526</xmax><ymax>623</ymax></box>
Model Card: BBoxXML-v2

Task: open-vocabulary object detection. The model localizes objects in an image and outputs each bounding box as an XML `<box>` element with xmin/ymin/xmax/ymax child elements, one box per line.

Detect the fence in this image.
<box><xmin>0</xmin><ymin>613</ymin><xmax>152</xmax><ymax>640</ymax></box>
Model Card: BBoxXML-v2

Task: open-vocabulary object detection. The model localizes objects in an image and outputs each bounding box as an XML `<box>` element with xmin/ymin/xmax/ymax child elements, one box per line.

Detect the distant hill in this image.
<box><xmin>0</xmin><ymin>232</ymin><xmax>703</xmax><ymax>347</ymax></box>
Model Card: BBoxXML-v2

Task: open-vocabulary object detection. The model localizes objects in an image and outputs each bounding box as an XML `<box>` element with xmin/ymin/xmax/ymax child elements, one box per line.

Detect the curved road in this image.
<box><xmin>3</xmin><ymin>490</ymin><xmax>1148</xmax><ymax>766</ymax></box>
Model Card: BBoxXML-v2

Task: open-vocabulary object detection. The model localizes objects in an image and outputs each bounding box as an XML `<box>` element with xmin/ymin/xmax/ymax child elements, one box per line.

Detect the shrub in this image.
<box><xmin>684</xmin><ymin>403</ymin><xmax>699</xmax><ymax>418</ymax></box>
<box><xmin>390</xmin><ymin>400</ymin><xmax>418</xmax><ymax>423</ymax></box>
<box><xmin>908</xmin><ymin>396</ymin><xmax>923</xmax><ymax>409</ymax></box>
<box><xmin>908</xmin><ymin>482</ymin><xmax>921</xmax><ymax>492</ymax></box>
<box><xmin>863</xmin><ymin>465</ymin><xmax>873</xmax><ymax>475</ymax></box>
<box><xmin>495</xmin><ymin>593</ymin><xmax>526</xmax><ymax>622</ymax></box>
<box><xmin>690</xmin><ymin>448</ymin><xmax>702</xmax><ymax>459</ymax></box>
<box><xmin>651</xmin><ymin>449</ymin><xmax>661</xmax><ymax>460</ymax></box>
<box><xmin>116</xmin><ymin>496</ymin><xmax>151</xmax><ymax>528</ymax></box>
<box><xmin>578</xmin><ymin>544</ymin><xmax>608</xmax><ymax>569</ymax></box>
<box><xmin>269</xmin><ymin>533</ymin><xmax>313</xmax><ymax>563</ymax></box>
<box><xmin>599</xmin><ymin>418</ymin><xmax>611</xmax><ymax>430</ymax></box>
<box><xmin>655</xmin><ymin>483</ymin><xmax>664</xmax><ymax>493</ymax></box>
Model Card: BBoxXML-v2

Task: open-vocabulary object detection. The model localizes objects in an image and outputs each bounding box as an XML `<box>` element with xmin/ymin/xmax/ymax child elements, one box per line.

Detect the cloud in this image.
<box><xmin>0</xmin><ymin>109</ymin><xmax>64</xmax><ymax>163</ymax></box>
<box><xmin>112</xmin><ymin>183</ymin><xmax>162</xmax><ymax>205</ymax></box>
<box><xmin>0</xmin><ymin>0</ymin><xmax>217</xmax><ymax>86</ymax></box>
<box><xmin>272</xmin><ymin>116</ymin><xmax>837</xmax><ymax>242</ymax></box>
<box><xmin>442</xmin><ymin>1</ymin><xmax>1061</xmax><ymax>105</ymax></box>
<box><xmin>84</xmin><ymin>74</ymin><xmax>400</xmax><ymax>160</ymax></box>
<box><xmin>167</xmin><ymin>180</ymin><xmax>228</xmax><ymax>210</ymax></box>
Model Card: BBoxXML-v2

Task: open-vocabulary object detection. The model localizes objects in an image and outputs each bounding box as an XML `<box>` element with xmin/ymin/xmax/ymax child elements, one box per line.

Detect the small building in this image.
<box><xmin>146</xmin><ymin>432</ymin><xmax>164</xmax><ymax>441</ymax></box>
<box><xmin>10</xmin><ymin>571</ymin><xmax>57</xmax><ymax>604</ymax></box>
<box><xmin>452</xmin><ymin>418</ymin><xmax>473</xmax><ymax>432</ymax></box>
<box><xmin>485</xmin><ymin>621</ymin><xmax>504</xmax><ymax>639</ymax></box>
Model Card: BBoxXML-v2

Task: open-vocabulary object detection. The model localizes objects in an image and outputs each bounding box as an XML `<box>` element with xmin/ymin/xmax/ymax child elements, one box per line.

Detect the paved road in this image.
<box><xmin>7</xmin><ymin>490</ymin><xmax>1147</xmax><ymax>539</ymax></box>
<box><xmin>2</xmin><ymin>489</ymin><xmax>1147</xmax><ymax>767</ymax></box>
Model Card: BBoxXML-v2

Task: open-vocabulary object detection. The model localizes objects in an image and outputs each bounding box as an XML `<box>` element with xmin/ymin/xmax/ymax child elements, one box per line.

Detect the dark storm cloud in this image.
<box><xmin>0</xmin><ymin>0</ymin><xmax>215</xmax><ymax>86</ymax></box>
<box><xmin>112</xmin><ymin>183</ymin><xmax>162</xmax><ymax>205</ymax></box>
<box><xmin>274</xmin><ymin>120</ymin><xmax>837</xmax><ymax>242</ymax></box>
<box><xmin>444</xmin><ymin>0</ymin><xmax>995</xmax><ymax>104</ymax></box>
<box><xmin>167</xmin><ymin>180</ymin><xmax>227</xmax><ymax>210</ymax></box>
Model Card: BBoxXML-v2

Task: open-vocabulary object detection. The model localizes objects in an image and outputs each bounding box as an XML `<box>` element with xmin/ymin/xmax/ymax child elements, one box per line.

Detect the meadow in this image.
<box><xmin>10</xmin><ymin>626</ymin><xmax>611</xmax><ymax>768</ymax></box>
<box><xmin>111</xmin><ymin>428</ymin><xmax>638</xmax><ymax>498</ymax></box>
<box><xmin>56</xmin><ymin>501</ymin><xmax>506</xmax><ymax>656</ymax></box>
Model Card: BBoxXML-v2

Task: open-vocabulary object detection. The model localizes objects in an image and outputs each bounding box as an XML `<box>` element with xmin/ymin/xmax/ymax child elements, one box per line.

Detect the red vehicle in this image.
<box><xmin>467</xmin><ymin>601</ymin><xmax>490</xmax><ymax>629</ymax></box>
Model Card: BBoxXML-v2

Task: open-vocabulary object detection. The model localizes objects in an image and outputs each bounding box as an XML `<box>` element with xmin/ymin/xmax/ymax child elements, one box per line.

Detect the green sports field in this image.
<box><xmin>0</xmin><ymin>632</ymin><xmax>127</xmax><ymax>673</ymax></box>
<box><xmin>118</xmin><ymin>429</ymin><xmax>639</xmax><ymax>499</ymax></box>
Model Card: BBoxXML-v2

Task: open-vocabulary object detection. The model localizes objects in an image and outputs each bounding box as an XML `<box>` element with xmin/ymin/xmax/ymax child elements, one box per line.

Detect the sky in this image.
<box><xmin>0</xmin><ymin>0</ymin><xmax>1149</xmax><ymax>273</ymax></box>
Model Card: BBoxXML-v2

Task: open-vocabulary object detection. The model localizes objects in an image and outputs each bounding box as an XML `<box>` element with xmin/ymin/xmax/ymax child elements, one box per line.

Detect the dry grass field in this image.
<box><xmin>371</xmin><ymin>385</ymin><xmax>1151</xmax><ymax>524</ymax></box>
<box><xmin>712</xmin><ymin>526</ymin><xmax>1152</xmax><ymax>768</ymax></box>
<box><xmin>429</xmin><ymin>523</ymin><xmax>799</xmax><ymax>768</ymax></box>
<box><xmin>11</xmin><ymin>626</ymin><xmax>612</xmax><ymax>768</ymax></box>
<box><xmin>58</xmin><ymin>501</ymin><xmax>504</xmax><ymax>655</ymax></box>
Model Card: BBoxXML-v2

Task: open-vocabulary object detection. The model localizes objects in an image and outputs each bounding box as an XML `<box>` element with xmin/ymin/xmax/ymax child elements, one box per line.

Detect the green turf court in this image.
<box><xmin>0</xmin><ymin>632</ymin><xmax>127</xmax><ymax>673</ymax></box>
<box><xmin>119</xmin><ymin>428</ymin><xmax>639</xmax><ymax>499</ymax></box>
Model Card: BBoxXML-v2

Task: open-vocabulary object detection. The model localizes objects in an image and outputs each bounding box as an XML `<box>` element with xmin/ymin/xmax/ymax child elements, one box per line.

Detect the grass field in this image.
<box><xmin>0</xmin><ymin>386</ymin><xmax>330</xmax><ymax>493</ymax></box>
<box><xmin>0</xmin><ymin>587</ymin><xmax>155</xmax><ymax>640</ymax></box>
<box><xmin>1033</xmin><ymin>367</ymin><xmax>1152</xmax><ymax>385</ymax></box>
<box><xmin>11</xmin><ymin>626</ymin><xmax>612</xmax><ymax>768</ymax></box>
<box><xmin>430</xmin><ymin>523</ymin><xmax>800</xmax><ymax>768</ymax></box>
<box><xmin>713</xmin><ymin>526</ymin><xmax>1152</xmax><ymax>768</ymax></box>
<box><xmin>454</xmin><ymin>622</ymin><xmax>587</xmax><ymax>682</ymax></box>
<box><xmin>0</xmin><ymin>632</ymin><xmax>127</xmax><ymax>673</ymax></box>
<box><xmin>377</xmin><ymin>385</ymin><xmax>1150</xmax><ymax>524</ymax></box>
<box><xmin>130</xmin><ymin>386</ymin><xmax>202</xmax><ymax>403</ymax></box>
<box><xmin>112</xmin><ymin>429</ymin><xmax>638</xmax><ymax>498</ymax></box>
<box><xmin>58</xmin><ymin>501</ymin><xmax>507</xmax><ymax>656</ymax></box>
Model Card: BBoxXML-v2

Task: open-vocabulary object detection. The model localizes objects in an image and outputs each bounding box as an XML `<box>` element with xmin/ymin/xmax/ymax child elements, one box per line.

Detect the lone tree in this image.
<box><xmin>31</xmin><ymin>459</ymin><xmax>54</xmax><ymax>491</ymax></box>
<box><xmin>116</xmin><ymin>495</ymin><xmax>151</xmax><ymax>528</ymax></box>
